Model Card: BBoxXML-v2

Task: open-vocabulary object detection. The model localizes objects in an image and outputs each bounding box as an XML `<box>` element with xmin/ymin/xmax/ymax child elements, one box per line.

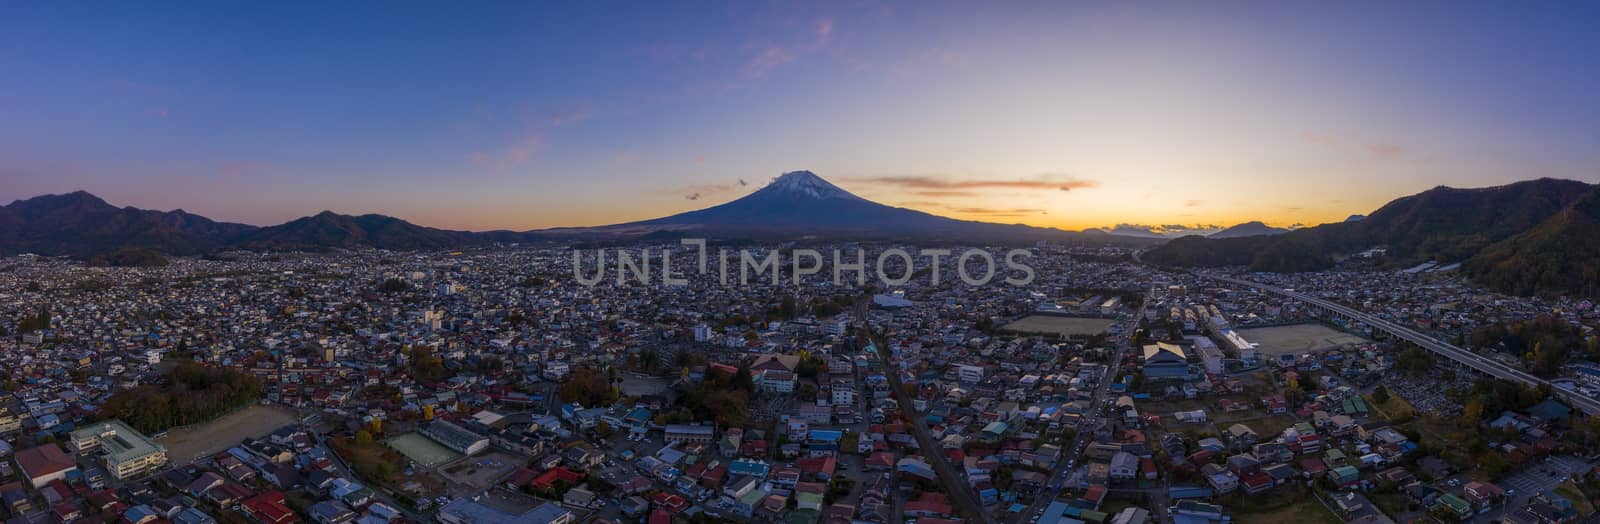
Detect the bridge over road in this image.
<box><xmin>1202</xmin><ymin>273</ymin><xmax>1600</xmax><ymax>416</ymax></box>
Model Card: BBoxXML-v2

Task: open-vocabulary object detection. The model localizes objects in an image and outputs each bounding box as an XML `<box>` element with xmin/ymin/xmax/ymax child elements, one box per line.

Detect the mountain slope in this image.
<box><xmin>1208</xmin><ymin>221</ymin><xmax>1289</xmax><ymax>239</ymax></box>
<box><xmin>1463</xmin><ymin>186</ymin><xmax>1600</xmax><ymax>296</ymax></box>
<box><xmin>228</xmin><ymin>211</ymin><xmax>520</xmax><ymax>251</ymax></box>
<box><xmin>0</xmin><ymin>191</ymin><xmax>256</xmax><ymax>257</ymax></box>
<box><xmin>1144</xmin><ymin>178</ymin><xmax>1597</xmax><ymax>281</ymax></box>
<box><xmin>570</xmin><ymin>170</ymin><xmax>1139</xmax><ymax>244</ymax></box>
<box><xmin>1343</xmin><ymin>178</ymin><xmax>1592</xmax><ymax>261</ymax></box>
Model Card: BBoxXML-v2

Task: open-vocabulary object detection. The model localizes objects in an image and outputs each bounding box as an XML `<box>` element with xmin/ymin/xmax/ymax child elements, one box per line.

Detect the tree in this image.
<box><xmin>1396</xmin><ymin>347</ymin><xmax>1434</xmax><ymax>377</ymax></box>
<box><xmin>355</xmin><ymin>430</ymin><xmax>375</xmax><ymax>446</ymax></box>
<box><xmin>1462</xmin><ymin>399</ymin><xmax>1484</xmax><ymax>425</ymax></box>
<box><xmin>379</xmin><ymin>278</ymin><xmax>411</xmax><ymax>293</ymax></box>
<box><xmin>733</xmin><ymin>366</ymin><xmax>754</xmax><ymax>392</ymax></box>
<box><xmin>97</xmin><ymin>362</ymin><xmax>263</xmax><ymax>434</ymax></box>
<box><xmin>796</xmin><ymin>351</ymin><xmax>823</xmax><ymax>379</ymax></box>
<box><xmin>406</xmin><ymin>346</ymin><xmax>451</xmax><ymax>382</ymax></box>
<box><xmin>1372</xmin><ymin>385</ymin><xmax>1391</xmax><ymax>404</ymax></box>
<box><xmin>558</xmin><ymin>367</ymin><xmax>618</xmax><ymax>407</ymax></box>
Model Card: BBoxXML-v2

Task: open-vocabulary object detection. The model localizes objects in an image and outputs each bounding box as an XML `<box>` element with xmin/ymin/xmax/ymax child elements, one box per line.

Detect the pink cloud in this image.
<box><xmin>742</xmin><ymin>45</ymin><xmax>796</xmax><ymax>79</ymax></box>
<box><xmin>844</xmin><ymin>174</ymin><xmax>1098</xmax><ymax>192</ymax></box>
<box><xmin>547</xmin><ymin>107</ymin><xmax>593</xmax><ymax>127</ymax></box>
<box><xmin>1303</xmin><ymin>131</ymin><xmax>1414</xmax><ymax>160</ymax></box>
<box><xmin>466</xmin><ymin>133</ymin><xmax>543</xmax><ymax>169</ymax></box>
<box><xmin>1365</xmin><ymin>142</ymin><xmax>1410</xmax><ymax>159</ymax></box>
<box><xmin>814</xmin><ymin>19</ymin><xmax>834</xmax><ymax>48</ymax></box>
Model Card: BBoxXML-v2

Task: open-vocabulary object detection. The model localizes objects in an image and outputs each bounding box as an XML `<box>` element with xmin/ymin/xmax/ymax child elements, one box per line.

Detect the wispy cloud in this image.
<box><xmin>705</xmin><ymin>17</ymin><xmax>839</xmax><ymax>92</ymax></box>
<box><xmin>466</xmin><ymin>132</ymin><xmax>543</xmax><ymax>169</ymax></box>
<box><xmin>910</xmin><ymin>190</ymin><xmax>979</xmax><ymax>198</ymax></box>
<box><xmin>1303</xmin><ymin>131</ymin><xmax>1416</xmax><ymax>160</ymax></box>
<box><xmin>899</xmin><ymin>201</ymin><xmax>1047</xmax><ymax>217</ymax></box>
<box><xmin>547</xmin><ymin>107</ymin><xmax>593</xmax><ymax>127</ymax></box>
<box><xmin>1364</xmin><ymin>142</ymin><xmax>1410</xmax><ymax>160</ymax></box>
<box><xmin>654</xmin><ymin>181</ymin><xmax>747</xmax><ymax>201</ymax></box>
<box><xmin>742</xmin><ymin>45</ymin><xmax>797</xmax><ymax>79</ymax></box>
<box><xmin>1184</xmin><ymin>199</ymin><xmax>1202</xmax><ymax>207</ymax></box>
<box><xmin>845</xmin><ymin>174</ymin><xmax>1097</xmax><ymax>192</ymax></box>
<box><xmin>813</xmin><ymin>18</ymin><xmax>834</xmax><ymax>48</ymax></box>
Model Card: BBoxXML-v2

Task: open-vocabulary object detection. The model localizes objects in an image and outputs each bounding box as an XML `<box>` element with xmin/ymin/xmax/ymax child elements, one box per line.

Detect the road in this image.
<box><xmin>869</xmin><ymin>330</ymin><xmax>997</xmax><ymax>524</ymax></box>
<box><xmin>1202</xmin><ymin>273</ymin><xmax>1600</xmax><ymax>416</ymax></box>
<box><xmin>1017</xmin><ymin>287</ymin><xmax>1161</xmax><ymax>524</ymax></box>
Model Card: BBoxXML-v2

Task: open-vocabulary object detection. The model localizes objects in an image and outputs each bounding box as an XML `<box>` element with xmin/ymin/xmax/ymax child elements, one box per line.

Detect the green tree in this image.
<box><xmin>379</xmin><ymin>278</ymin><xmax>411</xmax><ymax>293</ymax></box>
<box><xmin>798</xmin><ymin>383</ymin><xmax>818</xmax><ymax>402</ymax></box>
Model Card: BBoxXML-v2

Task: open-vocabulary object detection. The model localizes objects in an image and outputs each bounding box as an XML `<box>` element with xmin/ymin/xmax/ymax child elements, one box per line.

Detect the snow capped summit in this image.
<box><xmin>569</xmin><ymin>169</ymin><xmax>1119</xmax><ymax>243</ymax></box>
<box><xmin>755</xmin><ymin>170</ymin><xmax>865</xmax><ymax>201</ymax></box>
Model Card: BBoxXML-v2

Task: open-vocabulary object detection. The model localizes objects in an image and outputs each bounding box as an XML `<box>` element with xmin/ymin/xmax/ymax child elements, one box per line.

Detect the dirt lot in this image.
<box><xmin>619</xmin><ymin>374</ymin><xmax>670</xmax><ymax>397</ymax></box>
<box><xmin>1235</xmin><ymin>324</ymin><xmax>1369</xmax><ymax>356</ymax></box>
<box><xmin>158</xmin><ymin>404</ymin><xmax>298</xmax><ymax>462</ymax></box>
<box><xmin>1223</xmin><ymin>489</ymin><xmax>1341</xmax><ymax>524</ymax></box>
<box><xmin>1231</xmin><ymin>498</ymin><xmax>1340</xmax><ymax>524</ymax></box>
<box><xmin>1001</xmin><ymin>315</ymin><xmax>1114</xmax><ymax>337</ymax></box>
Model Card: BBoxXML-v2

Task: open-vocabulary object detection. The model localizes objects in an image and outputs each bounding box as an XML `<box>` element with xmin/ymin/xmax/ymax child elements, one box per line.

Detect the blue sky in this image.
<box><xmin>3</xmin><ymin>1</ymin><xmax>1599</xmax><ymax>232</ymax></box>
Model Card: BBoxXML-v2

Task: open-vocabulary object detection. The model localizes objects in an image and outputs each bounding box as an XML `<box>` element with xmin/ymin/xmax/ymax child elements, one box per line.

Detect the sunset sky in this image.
<box><xmin>3</xmin><ymin>2</ymin><xmax>1599</xmax><ymax>234</ymax></box>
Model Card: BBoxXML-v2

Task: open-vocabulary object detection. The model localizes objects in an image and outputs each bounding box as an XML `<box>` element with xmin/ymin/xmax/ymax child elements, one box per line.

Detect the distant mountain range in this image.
<box><xmin>15</xmin><ymin>173</ymin><xmax>1599</xmax><ymax>295</ymax></box>
<box><xmin>0</xmin><ymin>171</ymin><xmax>1150</xmax><ymax>260</ymax></box>
<box><xmin>1207</xmin><ymin>221</ymin><xmax>1290</xmax><ymax>239</ymax></box>
<box><xmin>0</xmin><ymin>191</ymin><xmax>546</xmax><ymax>259</ymax></box>
<box><xmin>1145</xmin><ymin>178</ymin><xmax>1600</xmax><ymax>296</ymax></box>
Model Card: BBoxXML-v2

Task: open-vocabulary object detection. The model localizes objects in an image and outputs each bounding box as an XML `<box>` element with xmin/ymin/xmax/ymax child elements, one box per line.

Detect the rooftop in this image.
<box><xmin>72</xmin><ymin>419</ymin><xmax>166</xmax><ymax>464</ymax></box>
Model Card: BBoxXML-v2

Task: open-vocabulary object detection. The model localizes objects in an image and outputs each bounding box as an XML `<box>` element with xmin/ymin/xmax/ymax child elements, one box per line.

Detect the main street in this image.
<box><xmin>1017</xmin><ymin>287</ymin><xmax>1160</xmax><ymax>524</ymax></box>
<box><xmin>869</xmin><ymin>328</ymin><xmax>998</xmax><ymax>524</ymax></box>
<box><xmin>1202</xmin><ymin>273</ymin><xmax>1600</xmax><ymax>416</ymax></box>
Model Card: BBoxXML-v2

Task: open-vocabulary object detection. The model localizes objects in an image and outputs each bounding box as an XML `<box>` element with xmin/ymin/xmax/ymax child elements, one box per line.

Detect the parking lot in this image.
<box><xmin>1233</xmin><ymin>324</ymin><xmax>1368</xmax><ymax>356</ymax></box>
<box><xmin>1500</xmin><ymin>455</ymin><xmax>1593</xmax><ymax>501</ymax></box>
<box><xmin>438</xmin><ymin>449</ymin><xmax>522</xmax><ymax>491</ymax></box>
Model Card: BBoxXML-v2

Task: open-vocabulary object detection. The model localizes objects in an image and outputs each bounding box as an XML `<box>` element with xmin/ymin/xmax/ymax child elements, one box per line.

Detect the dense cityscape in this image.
<box><xmin>2</xmin><ymin>233</ymin><xmax>1600</xmax><ymax>524</ymax></box>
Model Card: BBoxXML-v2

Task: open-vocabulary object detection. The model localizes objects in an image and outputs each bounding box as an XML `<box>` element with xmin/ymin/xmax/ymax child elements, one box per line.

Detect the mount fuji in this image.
<box><xmin>551</xmin><ymin>171</ymin><xmax>1131</xmax><ymax>243</ymax></box>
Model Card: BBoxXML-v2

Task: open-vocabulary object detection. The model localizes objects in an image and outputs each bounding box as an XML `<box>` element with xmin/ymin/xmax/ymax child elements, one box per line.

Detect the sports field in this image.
<box><xmin>158</xmin><ymin>405</ymin><xmax>298</xmax><ymax>463</ymax></box>
<box><xmin>386</xmin><ymin>432</ymin><xmax>460</xmax><ymax>468</ymax></box>
<box><xmin>1000</xmin><ymin>315</ymin><xmax>1114</xmax><ymax>337</ymax></box>
<box><xmin>1235</xmin><ymin>324</ymin><xmax>1369</xmax><ymax>355</ymax></box>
